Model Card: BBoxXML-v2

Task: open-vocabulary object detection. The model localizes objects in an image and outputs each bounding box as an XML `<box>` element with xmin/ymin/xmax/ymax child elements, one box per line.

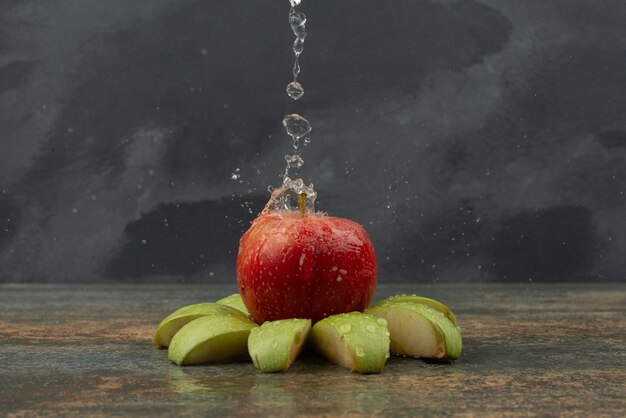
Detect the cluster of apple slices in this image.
<box><xmin>153</xmin><ymin>294</ymin><xmax>462</xmax><ymax>373</ymax></box>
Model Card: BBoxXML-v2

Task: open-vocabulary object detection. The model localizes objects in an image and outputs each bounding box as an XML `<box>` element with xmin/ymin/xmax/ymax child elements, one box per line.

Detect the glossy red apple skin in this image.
<box><xmin>236</xmin><ymin>211</ymin><xmax>377</xmax><ymax>324</ymax></box>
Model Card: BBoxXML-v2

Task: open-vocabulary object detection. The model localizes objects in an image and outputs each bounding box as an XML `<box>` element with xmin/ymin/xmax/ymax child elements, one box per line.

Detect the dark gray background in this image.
<box><xmin>1</xmin><ymin>0</ymin><xmax>624</xmax><ymax>283</ymax></box>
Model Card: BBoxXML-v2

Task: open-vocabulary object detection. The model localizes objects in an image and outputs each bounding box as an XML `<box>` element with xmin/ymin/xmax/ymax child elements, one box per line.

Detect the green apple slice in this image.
<box><xmin>216</xmin><ymin>293</ymin><xmax>250</xmax><ymax>316</ymax></box>
<box><xmin>154</xmin><ymin>303</ymin><xmax>249</xmax><ymax>347</ymax></box>
<box><xmin>168</xmin><ymin>315</ymin><xmax>258</xmax><ymax>365</ymax></box>
<box><xmin>371</xmin><ymin>294</ymin><xmax>458</xmax><ymax>326</ymax></box>
<box><xmin>248</xmin><ymin>318</ymin><xmax>311</xmax><ymax>373</ymax></box>
<box><xmin>311</xmin><ymin>312</ymin><xmax>390</xmax><ymax>374</ymax></box>
<box><xmin>366</xmin><ymin>302</ymin><xmax>462</xmax><ymax>360</ymax></box>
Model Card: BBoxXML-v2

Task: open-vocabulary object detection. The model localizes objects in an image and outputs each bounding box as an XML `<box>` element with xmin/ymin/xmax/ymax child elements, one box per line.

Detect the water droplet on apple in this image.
<box><xmin>339</xmin><ymin>324</ymin><xmax>351</xmax><ymax>333</ymax></box>
<box><xmin>385</xmin><ymin>331</ymin><xmax>390</xmax><ymax>337</ymax></box>
<box><xmin>385</xmin><ymin>352</ymin><xmax>391</xmax><ymax>359</ymax></box>
<box><xmin>355</xmin><ymin>346</ymin><xmax>365</xmax><ymax>357</ymax></box>
<box><xmin>272</xmin><ymin>340</ymin><xmax>279</xmax><ymax>349</ymax></box>
<box><xmin>376</xmin><ymin>318</ymin><xmax>387</xmax><ymax>327</ymax></box>
<box><xmin>365</xmin><ymin>323</ymin><xmax>376</xmax><ymax>333</ymax></box>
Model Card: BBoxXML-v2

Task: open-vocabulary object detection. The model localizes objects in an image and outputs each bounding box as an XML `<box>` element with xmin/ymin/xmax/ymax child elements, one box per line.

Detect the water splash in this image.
<box><xmin>263</xmin><ymin>177</ymin><xmax>317</xmax><ymax>214</ymax></box>
<box><xmin>286</xmin><ymin>81</ymin><xmax>304</xmax><ymax>100</ymax></box>
<box><xmin>289</xmin><ymin>10</ymin><xmax>307</xmax><ymax>39</ymax></box>
<box><xmin>285</xmin><ymin>154</ymin><xmax>304</xmax><ymax>169</ymax></box>
<box><xmin>283</xmin><ymin>114</ymin><xmax>311</xmax><ymax>139</ymax></box>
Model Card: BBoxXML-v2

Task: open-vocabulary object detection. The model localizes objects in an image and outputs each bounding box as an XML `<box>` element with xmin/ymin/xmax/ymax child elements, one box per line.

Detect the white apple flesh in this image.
<box><xmin>366</xmin><ymin>302</ymin><xmax>462</xmax><ymax>360</ymax></box>
<box><xmin>311</xmin><ymin>312</ymin><xmax>390</xmax><ymax>374</ymax></box>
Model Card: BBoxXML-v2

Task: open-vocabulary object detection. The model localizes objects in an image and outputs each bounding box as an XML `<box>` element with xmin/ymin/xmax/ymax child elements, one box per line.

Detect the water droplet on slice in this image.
<box><xmin>366</xmin><ymin>323</ymin><xmax>376</xmax><ymax>333</ymax></box>
<box><xmin>289</xmin><ymin>11</ymin><xmax>307</xmax><ymax>39</ymax></box>
<box><xmin>293</xmin><ymin>38</ymin><xmax>304</xmax><ymax>56</ymax></box>
<box><xmin>339</xmin><ymin>324</ymin><xmax>352</xmax><ymax>333</ymax></box>
<box><xmin>376</xmin><ymin>318</ymin><xmax>388</xmax><ymax>327</ymax></box>
<box><xmin>283</xmin><ymin>114</ymin><xmax>311</xmax><ymax>138</ymax></box>
<box><xmin>355</xmin><ymin>347</ymin><xmax>365</xmax><ymax>357</ymax></box>
<box><xmin>286</xmin><ymin>81</ymin><xmax>304</xmax><ymax>100</ymax></box>
<box><xmin>285</xmin><ymin>154</ymin><xmax>304</xmax><ymax>169</ymax></box>
<box><xmin>272</xmin><ymin>340</ymin><xmax>279</xmax><ymax>349</ymax></box>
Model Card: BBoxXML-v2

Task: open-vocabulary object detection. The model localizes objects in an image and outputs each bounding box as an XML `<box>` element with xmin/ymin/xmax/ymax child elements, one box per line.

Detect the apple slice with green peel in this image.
<box><xmin>366</xmin><ymin>302</ymin><xmax>462</xmax><ymax>360</ymax></box>
<box><xmin>154</xmin><ymin>303</ymin><xmax>249</xmax><ymax>348</ymax></box>
<box><xmin>311</xmin><ymin>312</ymin><xmax>390</xmax><ymax>374</ymax></box>
<box><xmin>216</xmin><ymin>293</ymin><xmax>250</xmax><ymax>316</ymax></box>
<box><xmin>168</xmin><ymin>315</ymin><xmax>258</xmax><ymax>365</ymax></box>
<box><xmin>371</xmin><ymin>295</ymin><xmax>458</xmax><ymax>326</ymax></box>
<box><xmin>248</xmin><ymin>318</ymin><xmax>311</xmax><ymax>373</ymax></box>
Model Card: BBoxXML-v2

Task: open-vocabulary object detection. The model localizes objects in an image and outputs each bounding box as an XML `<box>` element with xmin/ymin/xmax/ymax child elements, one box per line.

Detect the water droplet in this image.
<box><xmin>286</xmin><ymin>81</ymin><xmax>304</xmax><ymax>100</ymax></box>
<box><xmin>288</xmin><ymin>11</ymin><xmax>306</xmax><ymax>39</ymax></box>
<box><xmin>366</xmin><ymin>323</ymin><xmax>376</xmax><ymax>333</ymax></box>
<box><xmin>339</xmin><ymin>324</ymin><xmax>351</xmax><ymax>333</ymax></box>
<box><xmin>283</xmin><ymin>114</ymin><xmax>311</xmax><ymax>139</ymax></box>
<box><xmin>385</xmin><ymin>331</ymin><xmax>390</xmax><ymax>337</ymax></box>
<box><xmin>376</xmin><ymin>318</ymin><xmax>387</xmax><ymax>327</ymax></box>
<box><xmin>355</xmin><ymin>346</ymin><xmax>365</xmax><ymax>357</ymax></box>
<box><xmin>293</xmin><ymin>58</ymin><xmax>301</xmax><ymax>79</ymax></box>
<box><xmin>231</xmin><ymin>173</ymin><xmax>240</xmax><ymax>180</ymax></box>
<box><xmin>285</xmin><ymin>154</ymin><xmax>304</xmax><ymax>169</ymax></box>
<box><xmin>289</xmin><ymin>0</ymin><xmax>301</xmax><ymax>7</ymax></box>
<box><xmin>385</xmin><ymin>352</ymin><xmax>391</xmax><ymax>359</ymax></box>
<box><xmin>272</xmin><ymin>340</ymin><xmax>279</xmax><ymax>349</ymax></box>
<box><xmin>303</xmin><ymin>137</ymin><xmax>311</xmax><ymax>145</ymax></box>
<box><xmin>293</xmin><ymin>38</ymin><xmax>304</xmax><ymax>56</ymax></box>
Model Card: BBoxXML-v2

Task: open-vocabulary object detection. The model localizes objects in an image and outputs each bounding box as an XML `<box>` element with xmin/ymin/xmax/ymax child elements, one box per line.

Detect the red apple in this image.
<box><xmin>236</xmin><ymin>211</ymin><xmax>378</xmax><ymax>323</ymax></box>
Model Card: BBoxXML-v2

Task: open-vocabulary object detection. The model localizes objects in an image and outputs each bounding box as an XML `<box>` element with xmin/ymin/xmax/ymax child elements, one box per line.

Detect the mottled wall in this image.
<box><xmin>0</xmin><ymin>0</ymin><xmax>624</xmax><ymax>283</ymax></box>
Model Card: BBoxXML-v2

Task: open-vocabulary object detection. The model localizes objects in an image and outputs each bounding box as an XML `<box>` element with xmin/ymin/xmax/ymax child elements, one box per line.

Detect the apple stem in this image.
<box><xmin>298</xmin><ymin>192</ymin><xmax>307</xmax><ymax>217</ymax></box>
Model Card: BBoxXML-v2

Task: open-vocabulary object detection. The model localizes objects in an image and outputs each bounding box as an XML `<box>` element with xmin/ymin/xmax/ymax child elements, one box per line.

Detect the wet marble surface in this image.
<box><xmin>1</xmin><ymin>283</ymin><xmax>625</xmax><ymax>417</ymax></box>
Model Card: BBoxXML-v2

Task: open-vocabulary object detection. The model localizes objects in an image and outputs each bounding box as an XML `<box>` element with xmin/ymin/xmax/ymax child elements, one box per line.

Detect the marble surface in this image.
<box><xmin>1</xmin><ymin>283</ymin><xmax>625</xmax><ymax>416</ymax></box>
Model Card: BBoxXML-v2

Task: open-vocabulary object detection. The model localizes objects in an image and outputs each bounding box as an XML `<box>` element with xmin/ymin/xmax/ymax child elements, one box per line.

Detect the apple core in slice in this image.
<box><xmin>248</xmin><ymin>318</ymin><xmax>311</xmax><ymax>373</ymax></box>
<box><xmin>168</xmin><ymin>315</ymin><xmax>258</xmax><ymax>366</ymax></box>
<box><xmin>366</xmin><ymin>302</ymin><xmax>462</xmax><ymax>360</ymax></box>
<box><xmin>311</xmin><ymin>312</ymin><xmax>390</xmax><ymax>374</ymax></box>
<box><xmin>154</xmin><ymin>303</ymin><xmax>250</xmax><ymax>348</ymax></box>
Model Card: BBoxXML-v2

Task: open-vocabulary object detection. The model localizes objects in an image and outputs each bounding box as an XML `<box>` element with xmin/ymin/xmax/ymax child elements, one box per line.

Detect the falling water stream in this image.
<box><xmin>264</xmin><ymin>0</ymin><xmax>317</xmax><ymax>215</ymax></box>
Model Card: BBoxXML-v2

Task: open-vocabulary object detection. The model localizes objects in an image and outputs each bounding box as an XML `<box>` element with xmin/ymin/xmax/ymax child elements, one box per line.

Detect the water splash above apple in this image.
<box><xmin>264</xmin><ymin>1</ymin><xmax>317</xmax><ymax>216</ymax></box>
<box><xmin>263</xmin><ymin>177</ymin><xmax>317</xmax><ymax>215</ymax></box>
